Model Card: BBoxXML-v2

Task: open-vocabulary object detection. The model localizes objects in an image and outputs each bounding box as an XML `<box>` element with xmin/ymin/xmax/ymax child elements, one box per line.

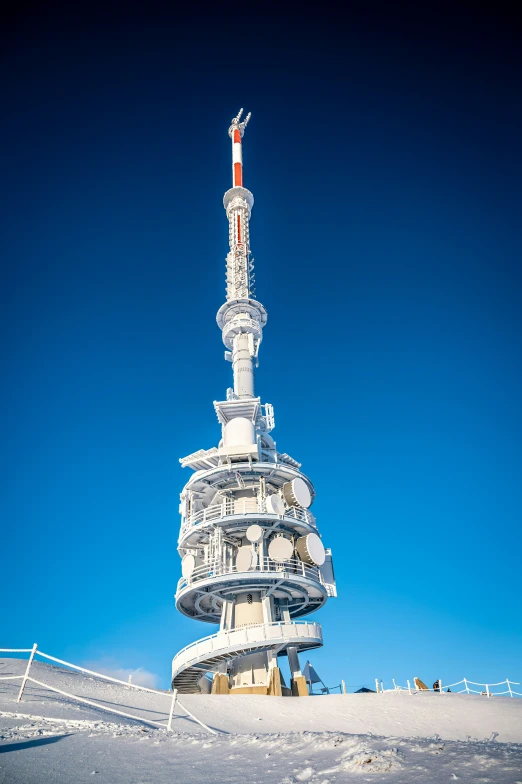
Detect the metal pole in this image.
<box><xmin>167</xmin><ymin>689</ymin><xmax>178</xmax><ymax>732</ymax></box>
<box><xmin>17</xmin><ymin>643</ymin><xmax>37</xmax><ymax>703</ymax></box>
<box><xmin>407</xmin><ymin>679</ymin><xmax>412</xmax><ymax>695</ymax></box>
<box><xmin>341</xmin><ymin>679</ymin><xmax>346</xmax><ymax>694</ymax></box>
<box><xmin>380</xmin><ymin>679</ymin><xmax>384</xmax><ymax>693</ymax></box>
<box><xmin>486</xmin><ymin>683</ymin><xmax>490</xmax><ymax>698</ymax></box>
<box><xmin>375</xmin><ymin>678</ymin><xmax>379</xmax><ymax>693</ymax></box>
<box><xmin>440</xmin><ymin>678</ymin><xmax>443</xmax><ymax>694</ymax></box>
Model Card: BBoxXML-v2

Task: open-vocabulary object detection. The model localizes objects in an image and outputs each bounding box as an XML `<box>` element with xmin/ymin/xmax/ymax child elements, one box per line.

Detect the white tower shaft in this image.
<box><xmin>232</xmin><ymin>333</ymin><xmax>254</xmax><ymax>398</ymax></box>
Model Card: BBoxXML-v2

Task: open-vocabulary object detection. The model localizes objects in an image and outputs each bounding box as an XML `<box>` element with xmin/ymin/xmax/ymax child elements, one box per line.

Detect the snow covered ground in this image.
<box><xmin>1</xmin><ymin>658</ymin><xmax>521</xmax><ymax>783</ymax></box>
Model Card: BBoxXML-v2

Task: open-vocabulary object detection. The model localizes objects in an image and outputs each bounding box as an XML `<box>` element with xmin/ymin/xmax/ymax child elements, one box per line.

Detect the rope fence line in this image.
<box><xmin>26</xmin><ymin>677</ymin><xmax>169</xmax><ymax>730</ymax></box>
<box><xmin>0</xmin><ymin>645</ymin><xmax>217</xmax><ymax>734</ymax></box>
<box><xmin>375</xmin><ymin>677</ymin><xmax>521</xmax><ymax>697</ymax></box>
<box><xmin>36</xmin><ymin>651</ymin><xmax>167</xmax><ymax>696</ymax></box>
<box><xmin>0</xmin><ymin>649</ymin><xmax>34</xmax><ymax>653</ymax></box>
<box><xmin>2</xmin><ymin>646</ymin><xmax>519</xmax><ymax>707</ymax></box>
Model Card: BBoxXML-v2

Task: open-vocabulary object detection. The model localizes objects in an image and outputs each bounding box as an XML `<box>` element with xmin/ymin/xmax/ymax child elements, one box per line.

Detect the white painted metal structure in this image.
<box><xmin>172</xmin><ymin>110</ymin><xmax>336</xmax><ymax>694</ymax></box>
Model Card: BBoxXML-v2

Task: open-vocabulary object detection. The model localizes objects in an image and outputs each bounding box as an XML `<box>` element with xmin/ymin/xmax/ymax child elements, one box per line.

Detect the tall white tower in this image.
<box><xmin>171</xmin><ymin>110</ymin><xmax>336</xmax><ymax>696</ymax></box>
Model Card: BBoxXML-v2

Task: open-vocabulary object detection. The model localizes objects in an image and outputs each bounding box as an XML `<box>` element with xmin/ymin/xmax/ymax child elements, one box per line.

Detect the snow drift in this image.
<box><xmin>1</xmin><ymin>658</ymin><xmax>521</xmax><ymax>783</ymax></box>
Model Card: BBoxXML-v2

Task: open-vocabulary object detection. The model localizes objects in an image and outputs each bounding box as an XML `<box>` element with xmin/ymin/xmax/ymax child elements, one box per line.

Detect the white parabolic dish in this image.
<box><xmin>296</xmin><ymin>533</ymin><xmax>325</xmax><ymax>566</ymax></box>
<box><xmin>236</xmin><ymin>546</ymin><xmax>256</xmax><ymax>571</ymax></box>
<box><xmin>265</xmin><ymin>494</ymin><xmax>285</xmax><ymax>515</ymax></box>
<box><xmin>246</xmin><ymin>524</ymin><xmax>264</xmax><ymax>543</ymax></box>
<box><xmin>181</xmin><ymin>553</ymin><xmax>196</xmax><ymax>579</ymax></box>
<box><xmin>268</xmin><ymin>536</ymin><xmax>294</xmax><ymax>562</ymax></box>
<box><xmin>283</xmin><ymin>478</ymin><xmax>311</xmax><ymax>509</ymax></box>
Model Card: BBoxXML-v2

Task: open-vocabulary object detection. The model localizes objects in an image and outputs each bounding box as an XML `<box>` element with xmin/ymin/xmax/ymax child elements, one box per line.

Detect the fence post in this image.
<box><xmin>341</xmin><ymin>679</ymin><xmax>346</xmax><ymax>694</ymax></box>
<box><xmin>17</xmin><ymin>643</ymin><xmax>37</xmax><ymax>703</ymax></box>
<box><xmin>486</xmin><ymin>683</ymin><xmax>490</xmax><ymax>698</ymax></box>
<box><xmin>464</xmin><ymin>678</ymin><xmax>469</xmax><ymax>694</ymax></box>
<box><xmin>407</xmin><ymin>679</ymin><xmax>412</xmax><ymax>695</ymax></box>
<box><xmin>507</xmin><ymin>679</ymin><xmax>513</xmax><ymax>698</ymax></box>
<box><xmin>392</xmin><ymin>678</ymin><xmax>397</xmax><ymax>690</ymax></box>
<box><xmin>167</xmin><ymin>689</ymin><xmax>178</xmax><ymax>732</ymax></box>
<box><xmin>380</xmin><ymin>679</ymin><xmax>384</xmax><ymax>694</ymax></box>
<box><xmin>440</xmin><ymin>678</ymin><xmax>443</xmax><ymax>694</ymax></box>
<box><xmin>375</xmin><ymin>678</ymin><xmax>379</xmax><ymax>693</ymax></box>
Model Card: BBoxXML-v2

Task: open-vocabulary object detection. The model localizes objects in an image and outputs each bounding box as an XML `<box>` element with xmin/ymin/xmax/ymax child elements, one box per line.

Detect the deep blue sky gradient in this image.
<box><xmin>2</xmin><ymin>3</ymin><xmax>521</xmax><ymax>689</ymax></box>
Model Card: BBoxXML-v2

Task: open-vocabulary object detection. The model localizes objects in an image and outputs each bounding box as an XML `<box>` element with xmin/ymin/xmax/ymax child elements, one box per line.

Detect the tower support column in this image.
<box><xmin>220</xmin><ymin>598</ymin><xmax>235</xmax><ymax>631</ymax></box>
<box><xmin>288</xmin><ymin>646</ymin><xmax>308</xmax><ymax>697</ymax></box>
<box><xmin>232</xmin><ymin>333</ymin><xmax>254</xmax><ymax>398</ymax></box>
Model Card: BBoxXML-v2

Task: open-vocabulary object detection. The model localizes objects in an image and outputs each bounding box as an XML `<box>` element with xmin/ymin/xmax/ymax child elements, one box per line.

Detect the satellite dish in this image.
<box><xmin>283</xmin><ymin>478</ymin><xmax>312</xmax><ymax>509</ymax></box>
<box><xmin>268</xmin><ymin>536</ymin><xmax>294</xmax><ymax>562</ymax></box>
<box><xmin>181</xmin><ymin>553</ymin><xmax>197</xmax><ymax>579</ymax></box>
<box><xmin>296</xmin><ymin>533</ymin><xmax>325</xmax><ymax>566</ymax></box>
<box><xmin>236</xmin><ymin>545</ymin><xmax>257</xmax><ymax>571</ymax></box>
<box><xmin>266</xmin><ymin>494</ymin><xmax>285</xmax><ymax>515</ymax></box>
<box><xmin>246</xmin><ymin>524</ymin><xmax>263</xmax><ymax>543</ymax></box>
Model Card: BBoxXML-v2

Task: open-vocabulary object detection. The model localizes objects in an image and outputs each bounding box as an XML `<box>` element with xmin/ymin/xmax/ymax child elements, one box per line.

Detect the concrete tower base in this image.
<box><xmin>211</xmin><ymin>673</ymin><xmax>230</xmax><ymax>694</ymax></box>
<box><xmin>211</xmin><ymin>667</ymin><xmax>306</xmax><ymax>696</ymax></box>
<box><xmin>229</xmin><ymin>685</ymin><xmax>269</xmax><ymax>695</ymax></box>
<box><xmin>291</xmin><ymin>675</ymin><xmax>308</xmax><ymax>696</ymax></box>
<box><xmin>268</xmin><ymin>665</ymin><xmax>283</xmax><ymax>696</ymax></box>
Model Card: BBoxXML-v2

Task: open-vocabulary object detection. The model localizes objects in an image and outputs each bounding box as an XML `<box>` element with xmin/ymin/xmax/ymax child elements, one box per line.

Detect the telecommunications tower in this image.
<box><xmin>171</xmin><ymin>110</ymin><xmax>336</xmax><ymax>696</ymax></box>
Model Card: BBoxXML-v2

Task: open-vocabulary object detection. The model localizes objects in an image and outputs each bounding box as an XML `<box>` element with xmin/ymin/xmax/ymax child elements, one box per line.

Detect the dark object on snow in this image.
<box><xmin>433</xmin><ymin>680</ymin><xmax>441</xmax><ymax>692</ymax></box>
<box><xmin>355</xmin><ymin>686</ymin><xmax>376</xmax><ymax>693</ymax></box>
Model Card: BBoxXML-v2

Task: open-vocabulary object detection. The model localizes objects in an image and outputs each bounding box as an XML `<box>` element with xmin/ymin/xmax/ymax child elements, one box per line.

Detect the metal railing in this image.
<box><xmin>180</xmin><ymin>499</ymin><xmax>316</xmax><ymax>535</ymax></box>
<box><xmin>176</xmin><ymin>556</ymin><xmax>325</xmax><ymax>595</ymax></box>
<box><xmin>172</xmin><ymin>620</ymin><xmax>323</xmax><ymax>676</ymax></box>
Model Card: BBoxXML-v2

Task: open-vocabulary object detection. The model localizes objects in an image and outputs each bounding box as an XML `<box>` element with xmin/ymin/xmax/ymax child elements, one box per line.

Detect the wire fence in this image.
<box><xmin>306</xmin><ymin>677</ymin><xmax>521</xmax><ymax>697</ymax></box>
<box><xmin>0</xmin><ymin>644</ymin><xmax>218</xmax><ymax>734</ymax></box>
<box><xmin>2</xmin><ymin>645</ymin><xmax>518</xmax><ymax>712</ymax></box>
<box><xmin>374</xmin><ymin>677</ymin><xmax>521</xmax><ymax>697</ymax></box>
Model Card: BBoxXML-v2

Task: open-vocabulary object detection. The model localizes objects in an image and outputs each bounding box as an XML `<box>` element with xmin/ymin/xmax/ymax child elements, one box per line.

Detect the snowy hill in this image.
<box><xmin>1</xmin><ymin>658</ymin><xmax>521</xmax><ymax>783</ymax></box>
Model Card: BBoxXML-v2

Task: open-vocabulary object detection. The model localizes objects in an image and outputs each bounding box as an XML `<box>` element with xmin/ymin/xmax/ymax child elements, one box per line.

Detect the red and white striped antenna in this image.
<box><xmin>228</xmin><ymin>108</ymin><xmax>251</xmax><ymax>188</ymax></box>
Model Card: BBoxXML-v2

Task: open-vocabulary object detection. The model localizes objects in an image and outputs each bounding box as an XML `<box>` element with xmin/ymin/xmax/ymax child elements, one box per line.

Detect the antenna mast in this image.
<box><xmin>216</xmin><ymin>109</ymin><xmax>266</xmax><ymax>399</ymax></box>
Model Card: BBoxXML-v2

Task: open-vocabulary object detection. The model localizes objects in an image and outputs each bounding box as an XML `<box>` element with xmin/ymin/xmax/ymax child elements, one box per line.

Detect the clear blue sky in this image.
<box><xmin>2</xmin><ymin>3</ymin><xmax>521</xmax><ymax>690</ymax></box>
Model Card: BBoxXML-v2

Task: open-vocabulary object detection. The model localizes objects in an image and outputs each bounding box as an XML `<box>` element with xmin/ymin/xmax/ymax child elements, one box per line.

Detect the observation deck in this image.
<box><xmin>179</xmin><ymin>498</ymin><xmax>317</xmax><ymax>548</ymax></box>
<box><xmin>176</xmin><ymin>555</ymin><xmax>333</xmax><ymax>623</ymax></box>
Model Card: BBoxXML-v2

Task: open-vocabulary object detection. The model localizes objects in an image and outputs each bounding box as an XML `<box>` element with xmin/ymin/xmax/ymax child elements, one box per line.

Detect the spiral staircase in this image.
<box><xmin>172</xmin><ymin>620</ymin><xmax>323</xmax><ymax>694</ymax></box>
